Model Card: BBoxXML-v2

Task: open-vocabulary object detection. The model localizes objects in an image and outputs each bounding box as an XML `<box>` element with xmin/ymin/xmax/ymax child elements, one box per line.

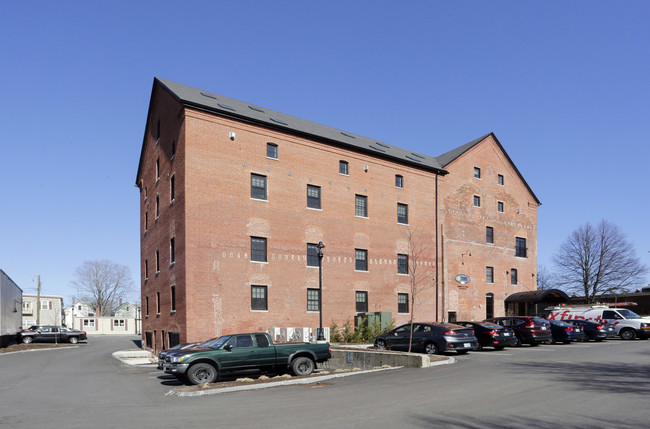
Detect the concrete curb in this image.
<box><xmin>112</xmin><ymin>350</ymin><xmax>158</xmax><ymax>366</ymax></box>
<box><xmin>168</xmin><ymin>366</ymin><xmax>402</xmax><ymax>397</ymax></box>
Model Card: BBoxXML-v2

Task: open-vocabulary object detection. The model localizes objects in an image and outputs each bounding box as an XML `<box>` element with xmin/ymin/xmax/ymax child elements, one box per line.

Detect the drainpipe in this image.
<box><xmin>435</xmin><ymin>174</ymin><xmax>439</xmax><ymax>322</ymax></box>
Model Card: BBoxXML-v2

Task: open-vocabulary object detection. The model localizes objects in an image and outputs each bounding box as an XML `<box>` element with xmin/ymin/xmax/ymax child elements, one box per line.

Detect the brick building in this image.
<box><xmin>136</xmin><ymin>78</ymin><xmax>540</xmax><ymax>352</ymax></box>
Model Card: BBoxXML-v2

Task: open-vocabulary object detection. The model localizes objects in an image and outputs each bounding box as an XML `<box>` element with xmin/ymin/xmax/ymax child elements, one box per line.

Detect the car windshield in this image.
<box><xmin>617</xmin><ymin>309</ymin><xmax>641</xmax><ymax>319</ymax></box>
<box><xmin>199</xmin><ymin>336</ymin><xmax>231</xmax><ymax>349</ymax></box>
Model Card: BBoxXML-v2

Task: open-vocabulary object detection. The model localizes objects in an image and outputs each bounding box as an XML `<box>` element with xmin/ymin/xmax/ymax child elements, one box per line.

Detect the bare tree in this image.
<box><xmin>553</xmin><ymin>220</ymin><xmax>647</xmax><ymax>303</ymax></box>
<box><xmin>72</xmin><ymin>260</ymin><xmax>134</xmax><ymax>316</ymax></box>
<box><xmin>403</xmin><ymin>228</ymin><xmax>436</xmax><ymax>352</ymax></box>
<box><xmin>536</xmin><ymin>265</ymin><xmax>557</xmax><ymax>291</ymax></box>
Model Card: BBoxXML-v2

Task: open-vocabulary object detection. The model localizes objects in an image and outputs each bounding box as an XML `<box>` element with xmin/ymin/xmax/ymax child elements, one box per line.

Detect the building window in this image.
<box><xmin>251</xmin><ymin>237</ymin><xmax>267</xmax><ymax>262</ymax></box>
<box><xmin>397</xmin><ymin>254</ymin><xmax>409</xmax><ymax>274</ymax></box>
<box><xmin>145</xmin><ymin>260</ymin><xmax>149</xmax><ymax>280</ymax></box>
<box><xmin>83</xmin><ymin>319</ymin><xmax>95</xmax><ymax>328</ymax></box>
<box><xmin>474</xmin><ymin>196</ymin><xmax>481</xmax><ymax>208</ymax></box>
<box><xmin>398</xmin><ymin>293</ymin><xmax>409</xmax><ymax>313</ymax></box>
<box><xmin>307</xmin><ymin>243</ymin><xmax>319</xmax><ymax>267</ymax></box>
<box><xmin>251</xmin><ymin>286</ymin><xmax>268</xmax><ymax>311</ymax></box>
<box><xmin>498</xmin><ymin>201</ymin><xmax>504</xmax><ymax>213</ymax></box>
<box><xmin>40</xmin><ymin>300</ymin><xmax>50</xmax><ymax>310</ymax></box>
<box><xmin>171</xmin><ymin>285</ymin><xmax>176</xmax><ymax>311</ymax></box>
<box><xmin>113</xmin><ymin>319</ymin><xmax>125</xmax><ymax>327</ymax></box>
<box><xmin>170</xmin><ymin>238</ymin><xmax>175</xmax><ymax>265</ymax></box>
<box><xmin>307</xmin><ymin>288</ymin><xmax>320</xmax><ymax>311</ymax></box>
<box><xmin>156</xmin><ymin>158</ymin><xmax>160</xmax><ymax>182</ymax></box>
<box><xmin>486</xmin><ymin>266</ymin><xmax>494</xmax><ymax>284</ymax></box>
<box><xmin>267</xmin><ymin>143</ymin><xmax>278</xmax><ymax>159</ymax></box>
<box><xmin>307</xmin><ymin>185</ymin><xmax>321</xmax><ymax>209</ymax></box>
<box><xmin>145</xmin><ymin>296</ymin><xmax>149</xmax><ymax>317</ymax></box>
<box><xmin>170</xmin><ymin>175</ymin><xmax>175</xmax><ymax>203</ymax></box>
<box><xmin>515</xmin><ymin>237</ymin><xmax>527</xmax><ymax>258</ymax></box>
<box><xmin>145</xmin><ymin>212</ymin><xmax>148</xmax><ymax>233</ymax></box>
<box><xmin>486</xmin><ymin>226</ymin><xmax>494</xmax><ymax>244</ymax></box>
<box><xmin>171</xmin><ymin>140</ymin><xmax>176</xmax><ymax>159</ymax></box>
<box><xmin>156</xmin><ymin>119</ymin><xmax>160</xmax><ymax>140</ymax></box>
<box><xmin>339</xmin><ymin>160</ymin><xmax>349</xmax><ymax>175</ymax></box>
<box><xmin>498</xmin><ymin>174</ymin><xmax>504</xmax><ymax>186</ymax></box>
<box><xmin>355</xmin><ymin>195</ymin><xmax>368</xmax><ymax>217</ymax></box>
<box><xmin>251</xmin><ymin>174</ymin><xmax>267</xmax><ymax>200</ymax></box>
<box><xmin>155</xmin><ymin>251</ymin><xmax>160</xmax><ymax>273</ymax></box>
<box><xmin>486</xmin><ymin>293</ymin><xmax>494</xmax><ymax>319</ymax></box>
<box><xmin>395</xmin><ymin>175</ymin><xmax>403</xmax><ymax>188</ymax></box>
<box><xmin>397</xmin><ymin>203</ymin><xmax>408</xmax><ymax>224</ymax></box>
<box><xmin>356</xmin><ymin>291</ymin><xmax>368</xmax><ymax>313</ymax></box>
<box><xmin>510</xmin><ymin>269</ymin><xmax>518</xmax><ymax>285</ymax></box>
<box><xmin>474</xmin><ymin>167</ymin><xmax>481</xmax><ymax>179</ymax></box>
<box><xmin>156</xmin><ymin>291</ymin><xmax>161</xmax><ymax>315</ymax></box>
<box><xmin>355</xmin><ymin>249</ymin><xmax>368</xmax><ymax>271</ymax></box>
<box><xmin>155</xmin><ymin>195</ymin><xmax>160</xmax><ymax>219</ymax></box>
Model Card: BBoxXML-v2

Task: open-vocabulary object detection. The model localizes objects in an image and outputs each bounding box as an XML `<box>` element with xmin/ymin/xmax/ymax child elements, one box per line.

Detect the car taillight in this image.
<box><xmin>443</xmin><ymin>330</ymin><xmax>455</xmax><ymax>335</ymax></box>
<box><xmin>564</xmin><ymin>326</ymin><xmax>573</xmax><ymax>332</ymax></box>
<box><xmin>488</xmin><ymin>330</ymin><xmax>499</xmax><ymax>336</ymax></box>
<box><xmin>524</xmin><ymin>321</ymin><xmax>535</xmax><ymax>329</ymax></box>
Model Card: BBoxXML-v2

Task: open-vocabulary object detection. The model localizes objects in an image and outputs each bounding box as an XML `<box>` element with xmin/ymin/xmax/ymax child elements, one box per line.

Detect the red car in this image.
<box><xmin>484</xmin><ymin>317</ymin><xmax>552</xmax><ymax>346</ymax></box>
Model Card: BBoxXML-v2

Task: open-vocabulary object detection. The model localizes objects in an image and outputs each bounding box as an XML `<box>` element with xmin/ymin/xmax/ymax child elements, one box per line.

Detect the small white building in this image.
<box><xmin>22</xmin><ymin>294</ymin><xmax>64</xmax><ymax>327</ymax></box>
<box><xmin>63</xmin><ymin>301</ymin><xmax>95</xmax><ymax>328</ymax></box>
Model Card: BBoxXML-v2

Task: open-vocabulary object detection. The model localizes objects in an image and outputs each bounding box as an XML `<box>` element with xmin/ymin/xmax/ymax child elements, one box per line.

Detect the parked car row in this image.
<box><xmin>373</xmin><ymin>315</ymin><xmax>620</xmax><ymax>355</ymax></box>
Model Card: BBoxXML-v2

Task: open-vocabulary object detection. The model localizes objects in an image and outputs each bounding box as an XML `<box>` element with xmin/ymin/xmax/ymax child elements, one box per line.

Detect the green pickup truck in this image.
<box><xmin>162</xmin><ymin>332</ymin><xmax>331</xmax><ymax>385</ymax></box>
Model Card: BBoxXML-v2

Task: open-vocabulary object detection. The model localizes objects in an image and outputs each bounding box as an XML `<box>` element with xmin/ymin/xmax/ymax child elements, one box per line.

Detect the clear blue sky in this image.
<box><xmin>1</xmin><ymin>1</ymin><xmax>648</xmax><ymax>306</ymax></box>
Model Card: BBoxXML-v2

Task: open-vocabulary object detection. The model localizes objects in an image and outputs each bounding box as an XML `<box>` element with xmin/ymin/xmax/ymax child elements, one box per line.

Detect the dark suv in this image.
<box><xmin>484</xmin><ymin>317</ymin><xmax>552</xmax><ymax>346</ymax></box>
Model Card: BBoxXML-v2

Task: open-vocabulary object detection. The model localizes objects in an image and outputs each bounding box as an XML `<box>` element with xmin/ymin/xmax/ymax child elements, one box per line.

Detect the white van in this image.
<box><xmin>547</xmin><ymin>305</ymin><xmax>650</xmax><ymax>340</ymax></box>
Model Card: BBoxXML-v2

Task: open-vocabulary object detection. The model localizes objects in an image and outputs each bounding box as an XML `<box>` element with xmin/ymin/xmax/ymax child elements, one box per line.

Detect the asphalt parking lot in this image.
<box><xmin>2</xmin><ymin>336</ymin><xmax>649</xmax><ymax>428</ymax></box>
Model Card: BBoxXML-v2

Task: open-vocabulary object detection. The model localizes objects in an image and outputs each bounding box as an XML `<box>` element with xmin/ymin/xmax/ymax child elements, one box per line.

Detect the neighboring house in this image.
<box><xmin>22</xmin><ymin>294</ymin><xmax>64</xmax><ymax>327</ymax></box>
<box><xmin>1</xmin><ymin>270</ymin><xmax>23</xmax><ymax>347</ymax></box>
<box><xmin>136</xmin><ymin>78</ymin><xmax>540</xmax><ymax>353</ymax></box>
<box><xmin>114</xmin><ymin>302</ymin><xmax>140</xmax><ymax>318</ymax></box>
<box><xmin>69</xmin><ymin>315</ymin><xmax>137</xmax><ymax>335</ymax></box>
<box><xmin>63</xmin><ymin>301</ymin><xmax>94</xmax><ymax>328</ymax></box>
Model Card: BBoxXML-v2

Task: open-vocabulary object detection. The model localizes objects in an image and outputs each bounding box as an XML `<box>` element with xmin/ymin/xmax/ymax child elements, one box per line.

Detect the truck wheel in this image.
<box><xmin>291</xmin><ymin>357</ymin><xmax>315</xmax><ymax>376</ymax></box>
<box><xmin>187</xmin><ymin>363</ymin><xmax>218</xmax><ymax>385</ymax></box>
<box><xmin>619</xmin><ymin>329</ymin><xmax>636</xmax><ymax>340</ymax></box>
<box><xmin>22</xmin><ymin>336</ymin><xmax>33</xmax><ymax>344</ymax></box>
<box><xmin>69</xmin><ymin>337</ymin><xmax>79</xmax><ymax>344</ymax></box>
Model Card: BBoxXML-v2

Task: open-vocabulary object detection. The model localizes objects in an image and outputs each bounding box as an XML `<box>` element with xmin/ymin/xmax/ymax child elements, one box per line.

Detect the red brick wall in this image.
<box><xmin>138</xmin><ymin>86</ymin><xmax>539</xmax><ymax>350</ymax></box>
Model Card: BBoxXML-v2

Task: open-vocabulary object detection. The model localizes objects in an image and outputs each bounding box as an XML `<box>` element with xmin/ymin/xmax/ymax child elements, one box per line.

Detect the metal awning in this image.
<box><xmin>505</xmin><ymin>289</ymin><xmax>569</xmax><ymax>303</ymax></box>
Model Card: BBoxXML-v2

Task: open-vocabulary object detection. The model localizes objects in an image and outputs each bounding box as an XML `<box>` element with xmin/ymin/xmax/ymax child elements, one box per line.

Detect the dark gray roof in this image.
<box><xmin>155</xmin><ymin>77</ymin><xmax>445</xmax><ymax>173</ymax></box>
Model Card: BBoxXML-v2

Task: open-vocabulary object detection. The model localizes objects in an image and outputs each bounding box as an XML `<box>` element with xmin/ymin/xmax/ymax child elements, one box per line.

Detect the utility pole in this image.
<box><xmin>36</xmin><ymin>275</ymin><xmax>41</xmax><ymax>325</ymax></box>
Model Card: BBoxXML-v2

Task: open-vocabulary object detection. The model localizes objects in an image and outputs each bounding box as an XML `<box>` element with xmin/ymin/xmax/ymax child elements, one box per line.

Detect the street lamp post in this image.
<box><xmin>317</xmin><ymin>241</ymin><xmax>325</xmax><ymax>341</ymax></box>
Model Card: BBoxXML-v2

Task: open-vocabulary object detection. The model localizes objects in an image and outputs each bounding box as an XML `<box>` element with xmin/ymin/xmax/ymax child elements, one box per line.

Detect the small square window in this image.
<box><xmin>486</xmin><ymin>226</ymin><xmax>494</xmax><ymax>244</ymax></box>
<box><xmin>355</xmin><ymin>195</ymin><xmax>368</xmax><ymax>218</ymax></box>
<box><xmin>397</xmin><ymin>254</ymin><xmax>409</xmax><ymax>274</ymax></box>
<box><xmin>307</xmin><ymin>289</ymin><xmax>320</xmax><ymax>311</ymax></box>
<box><xmin>395</xmin><ymin>175</ymin><xmax>403</xmax><ymax>188</ymax></box>
<box><xmin>339</xmin><ymin>160</ymin><xmax>349</xmax><ymax>175</ymax></box>
<box><xmin>510</xmin><ymin>269</ymin><xmax>518</xmax><ymax>285</ymax></box>
<box><xmin>267</xmin><ymin>143</ymin><xmax>278</xmax><ymax>159</ymax></box>
<box><xmin>251</xmin><ymin>286</ymin><xmax>268</xmax><ymax>311</ymax></box>
<box><xmin>474</xmin><ymin>196</ymin><xmax>481</xmax><ymax>208</ymax></box>
<box><xmin>355</xmin><ymin>249</ymin><xmax>368</xmax><ymax>271</ymax></box>
<box><xmin>486</xmin><ymin>266</ymin><xmax>494</xmax><ymax>284</ymax></box>
<box><xmin>251</xmin><ymin>237</ymin><xmax>267</xmax><ymax>262</ymax></box>
<box><xmin>307</xmin><ymin>185</ymin><xmax>321</xmax><ymax>209</ymax></box>
<box><xmin>498</xmin><ymin>201</ymin><xmax>504</xmax><ymax>213</ymax></box>
<box><xmin>498</xmin><ymin>174</ymin><xmax>504</xmax><ymax>186</ymax></box>
<box><xmin>474</xmin><ymin>167</ymin><xmax>481</xmax><ymax>179</ymax></box>
<box><xmin>356</xmin><ymin>291</ymin><xmax>368</xmax><ymax>313</ymax></box>
<box><xmin>397</xmin><ymin>203</ymin><xmax>408</xmax><ymax>224</ymax></box>
<box><xmin>251</xmin><ymin>174</ymin><xmax>267</xmax><ymax>200</ymax></box>
<box><xmin>398</xmin><ymin>293</ymin><xmax>409</xmax><ymax>313</ymax></box>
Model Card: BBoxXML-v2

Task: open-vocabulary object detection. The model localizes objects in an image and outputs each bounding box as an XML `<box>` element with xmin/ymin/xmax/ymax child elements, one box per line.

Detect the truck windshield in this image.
<box><xmin>199</xmin><ymin>336</ymin><xmax>231</xmax><ymax>349</ymax></box>
<box><xmin>617</xmin><ymin>309</ymin><xmax>641</xmax><ymax>319</ymax></box>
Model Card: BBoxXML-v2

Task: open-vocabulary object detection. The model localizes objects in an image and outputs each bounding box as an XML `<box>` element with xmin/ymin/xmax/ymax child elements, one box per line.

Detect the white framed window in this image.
<box><xmin>40</xmin><ymin>300</ymin><xmax>50</xmax><ymax>310</ymax></box>
<box><xmin>113</xmin><ymin>319</ymin><xmax>125</xmax><ymax>327</ymax></box>
<box><xmin>83</xmin><ymin>319</ymin><xmax>95</xmax><ymax>328</ymax></box>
